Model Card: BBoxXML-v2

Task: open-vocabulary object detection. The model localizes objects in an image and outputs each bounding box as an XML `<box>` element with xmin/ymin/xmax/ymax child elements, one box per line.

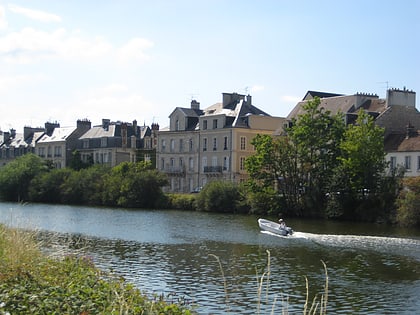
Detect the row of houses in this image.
<box><xmin>0</xmin><ymin>88</ymin><xmax>418</xmax><ymax>193</ymax></box>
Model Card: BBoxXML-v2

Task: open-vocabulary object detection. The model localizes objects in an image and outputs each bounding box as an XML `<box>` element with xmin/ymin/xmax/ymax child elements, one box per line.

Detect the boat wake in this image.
<box><xmin>260</xmin><ymin>230</ymin><xmax>420</xmax><ymax>260</ymax></box>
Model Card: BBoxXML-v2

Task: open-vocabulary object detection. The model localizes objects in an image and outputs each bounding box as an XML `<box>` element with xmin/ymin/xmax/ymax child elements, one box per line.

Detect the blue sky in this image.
<box><xmin>1</xmin><ymin>0</ymin><xmax>419</xmax><ymax>133</ymax></box>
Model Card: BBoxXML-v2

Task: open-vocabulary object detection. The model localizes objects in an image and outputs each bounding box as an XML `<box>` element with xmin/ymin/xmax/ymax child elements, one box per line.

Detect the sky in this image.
<box><xmin>0</xmin><ymin>0</ymin><xmax>419</xmax><ymax>133</ymax></box>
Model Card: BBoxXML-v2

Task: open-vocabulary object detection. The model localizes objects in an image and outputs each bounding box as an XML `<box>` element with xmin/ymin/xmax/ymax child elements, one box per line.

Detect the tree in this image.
<box><xmin>396</xmin><ymin>177</ymin><xmax>420</xmax><ymax>227</ymax></box>
<box><xmin>287</xmin><ymin>97</ymin><xmax>345</xmax><ymax>215</ymax></box>
<box><xmin>246</xmin><ymin>97</ymin><xmax>345</xmax><ymax>216</ymax></box>
<box><xmin>0</xmin><ymin>154</ymin><xmax>48</xmax><ymax>201</ymax></box>
<box><xmin>326</xmin><ymin>109</ymin><xmax>388</xmax><ymax>220</ymax></box>
<box><xmin>102</xmin><ymin>161</ymin><xmax>168</xmax><ymax>208</ymax></box>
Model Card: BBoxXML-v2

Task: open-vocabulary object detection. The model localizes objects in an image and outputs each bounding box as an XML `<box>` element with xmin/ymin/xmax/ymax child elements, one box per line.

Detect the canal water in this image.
<box><xmin>1</xmin><ymin>202</ymin><xmax>419</xmax><ymax>314</ymax></box>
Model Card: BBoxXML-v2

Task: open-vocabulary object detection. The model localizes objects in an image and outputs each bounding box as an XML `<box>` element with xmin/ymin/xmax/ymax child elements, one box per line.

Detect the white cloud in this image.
<box><xmin>0</xmin><ymin>27</ymin><xmax>154</xmax><ymax>64</ymax></box>
<box><xmin>117</xmin><ymin>37</ymin><xmax>154</xmax><ymax>64</ymax></box>
<box><xmin>8</xmin><ymin>4</ymin><xmax>61</xmax><ymax>23</ymax></box>
<box><xmin>0</xmin><ymin>6</ymin><xmax>8</xmax><ymax>30</ymax></box>
<box><xmin>280</xmin><ymin>95</ymin><xmax>301</xmax><ymax>103</ymax></box>
<box><xmin>0</xmin><ymin>27</ymin><xmax>112</xmax><ymax>63</ymax></box>
<box><xmin>0</xmin><ymin>73</ymin><xmax>47</xmax><ymax>91</ymax></box>
<box><xmin>251</xmin><ymin>85</ymin><xmax>265</xmax><ymax>93</ymax></box>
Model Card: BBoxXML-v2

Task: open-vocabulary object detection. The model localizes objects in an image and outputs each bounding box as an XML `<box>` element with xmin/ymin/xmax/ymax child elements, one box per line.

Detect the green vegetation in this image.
<box><xmin>396</xmin><ymin>177</ymin><xmax>420</xmax><ymax>227</ymax></box>
<box><xmin>0</xmin><ymin>224</ymin><xmax>192</xmax><ymax>315</ymax></box>
<box><xmin>246</xmin><ymin>97</ymin><xmax>404</xmax><ymax>223</ymax></box>
<box><xmin>0</xmin><ymin>157</ymin><xmax>167</xmax><ymax>209</ymax></box>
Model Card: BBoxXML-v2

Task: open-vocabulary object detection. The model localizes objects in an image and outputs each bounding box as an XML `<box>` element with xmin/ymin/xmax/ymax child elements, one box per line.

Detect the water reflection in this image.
<box><xmin>1</xmin><ymin>202</ymin><xmax>420</xmax><ymax>314</ymax></box>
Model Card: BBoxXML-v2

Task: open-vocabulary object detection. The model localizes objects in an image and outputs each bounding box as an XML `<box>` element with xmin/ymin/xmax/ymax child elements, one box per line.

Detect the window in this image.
<box><xmin>189</xmin><ymin>139</ymin><xmax>193</xmax><ymax>152</ymax></box>
<box><xmin>213</xmin><ymin>137</ymin><xmax>217</xmax><ymax>150</ymax></box>
<box><xmin>240</xmin><ymin>156</ymin><xmax>246</xmax><ymax>170</ymax></box>
<box><xmin>101</xmin><ymin>137</ymin><xmax>107</xmax><ymax>147</ymax></box>
<box><xmin>213</xmin><ymin>119</ymin><xmax>218</xmax><ymax>129</ymax></box>
<box><xmin>212</xmin><ymin>156</ymin><xmax>217</xmax><ymax>167</ymax></box>
<box><xmin>202</xmin><ymin>157</ymin><xmax>207</xmax><ymax>171</ymax></box>
<box><xmin>203</xmin><ymin>138</ymin><xmax>207</xmax><ymax>151</ymax></box>
<box><xmin>161</xmin><ymin>139</ymin><xmax>166</xmax><ymax>152</ymax></box>
<box><xmin>175</xmin><ymin>119</ymin><xmax>179</xmax><ymax>131</ymax></box>
<box><xmin>224</xmin><ymin>136</ymin><xmax>228</xmax><ymax>150</ymax></box>
<box><xmin>179</xmin><ymin>139</ymin><xmax>183</xmax><ymax>152</ymax></box>
<box><xmin>417</xmin><ymin>156</ymin><xmax>420</xmax><ymax>170</ymax></box>
<box><xmin>47</xmin><ymin>146</ymin><xmax>52</xmax><ymax>157</ymax></box>
<box><xmin>240</xmin><ymin>136</ymin><xmax>246</xmax><ymax>150</ymax></box>
<box><xmin>203</xmin><ymin>120</ymin><xmax>208</xmax><ymax>130</ymax></box>
<box><xmin>170</xmin><ymin>158</ymin><xmax>175</xmax><ymax>167</ymax></box>
<box><xmin>179</xmin><ymin>158</ymin><xmax>183</xmax><ymax>168</ymax></box>
<box><xmin>390</xmin><ymin>156</ymin><xmax>397</xmax><ymax>169</ymax></box>
<box><xmin>405</xmin><ymin>156</ymin><xmax>411</xmax><ymax>170</ymax></box>
<box><xmin>189</xmin><ymin>157</ymin><xmax>194</xmax><ymax>171</ymax></box>
<box><xmin>54</xmin><ymin>146</ymin><xmax>62</xmax><ymax>157</ymax></box>
<box><xmin>223</xmin><ymin>156</ymin><xmax>229</xmax><ymax>171</ymax></box>
<box><xmin>161</xmin><ymin>158</ymin><xmax>165</xmax><ymax>170</ymax></box>
<box><xmin>83</xmin><ymin>139</ymin><xmax>89</xmax><ymax>149</ymax></box>
<box><xmin>170</xmin><ymin>139</ymin><xmax>175</xmax><ymax>152</ymax></box>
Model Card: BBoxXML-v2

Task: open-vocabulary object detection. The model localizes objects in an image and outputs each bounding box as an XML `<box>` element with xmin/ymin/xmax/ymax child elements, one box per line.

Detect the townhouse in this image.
<box><xmin>77</xmin><ymin>119</ymin><xmax>157</xmax><ymax>168</ymax></box>
<box><xmin>157</xmin><ymin>92</ymin><xmax>287</xmax><ymax>193</ymax></box>
<box><xmin>0</xmin><ymin>127</ymin><xmax>44</xmax><ymax>167</ymax></box>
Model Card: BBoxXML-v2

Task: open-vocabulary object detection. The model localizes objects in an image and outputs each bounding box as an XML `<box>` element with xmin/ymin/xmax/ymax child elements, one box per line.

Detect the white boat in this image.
<box><xmin>258</xmin><ymin>218</ymin><xmax>293</xmax><ymax>236</ymax></box>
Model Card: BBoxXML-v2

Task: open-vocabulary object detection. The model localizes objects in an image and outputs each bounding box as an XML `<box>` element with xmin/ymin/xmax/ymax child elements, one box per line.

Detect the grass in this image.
<box><xmin>0</xmin><ymin>224</ymin><xmax>193</xmax><ymax>315</ymax></box>
<box><xmin>211</xmin><ymin>250</ymin><xmax>329</xmax><ymax>315</ymax></box>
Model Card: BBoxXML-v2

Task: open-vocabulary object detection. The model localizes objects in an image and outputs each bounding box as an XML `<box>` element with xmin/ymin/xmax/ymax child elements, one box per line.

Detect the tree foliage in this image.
<box><xmin>195</xmin><ymin>180</ymin><xmax>246</xmax><ymax>213</ymax></box>
<box><xmin>246</xmin><ymin>98</ymin><xmax>398</xmax><ymax>222</ymax></box>
<box><xmin>396</xmin><ymin>177</ymin><xmax>420</xmax><ymax>227</ymax></box>
<box><xmin>0</xmin><ymin>154</ymin><xmax>49</xmax><ymax>201</ymax></box>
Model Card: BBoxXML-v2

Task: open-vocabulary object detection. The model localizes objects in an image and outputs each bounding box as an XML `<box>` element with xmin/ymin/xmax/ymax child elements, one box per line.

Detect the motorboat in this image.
<box><xmin>258</xmin><ymin>218</ymin><xmax>293</xmax><ymax>236</ymax></box>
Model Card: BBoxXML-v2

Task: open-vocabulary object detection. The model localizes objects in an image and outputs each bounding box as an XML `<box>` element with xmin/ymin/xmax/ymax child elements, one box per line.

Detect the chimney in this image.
<box><xmin>151</xmin><ymin>123</ymin><xmax>160</xmax><ymax>131</ymax></box>
<box><xmin>45</xmin><ymin>122</ymin><xmax>60</xmax><ymax>135</ymax></box>
<box><xmin>77</xmin><ymin>119</ymin><xmax>91</xmax><ymax>132</ymax></box>
<box><xmin>10</xmin><ymin>128</ymin><xmax>16</xmax><ymax>138</ymax></box>
<box><xmin>102</xmin><ymin>119</ymin><xmax>110</xmax><ymax>130</ymax></box>
<box><xmin>246</xmin><ymin>94</ymin><xmax>252</xmax><ymax>106</ymax></box>
<box><xmin>133</xmin><ymin>119</ymin><xmax>138</xmax><ymax>136</ymax></box>
<box><xmin>191</xmin><ymin>99</ymin><xmax>200</xmax><ymax>110</ymax></box>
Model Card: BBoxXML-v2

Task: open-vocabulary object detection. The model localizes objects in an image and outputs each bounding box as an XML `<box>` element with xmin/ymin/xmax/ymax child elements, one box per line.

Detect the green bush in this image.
<box><xmin>0</xmin><ymin>224</ymin><xmax>193</xmax><ymax>315</ymax></box>
<box><xmin>195</xmin><ymin>181</ymin><xmax>246</xmax><ymax>213</ymax></box>
<box><xmin>166</xmin><ymin>194</ymin><xmax>197</xmax><ymax>211</ymax></box>
<box><xmin>396</xmin><ymin>177</ymin><xmax>420</xmax><ymax>227</ymax></box>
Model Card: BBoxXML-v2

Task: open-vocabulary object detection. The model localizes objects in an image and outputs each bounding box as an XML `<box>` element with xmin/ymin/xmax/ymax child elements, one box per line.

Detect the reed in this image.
<box><xmin>0</xmin><ymin>224</ymin><xmax>193</xmax><ymax>315</ymax></box>
<box><xmin>212</xmin><ymin>250</ymin><xmax>329</xmax><ymax>315</ymax></box>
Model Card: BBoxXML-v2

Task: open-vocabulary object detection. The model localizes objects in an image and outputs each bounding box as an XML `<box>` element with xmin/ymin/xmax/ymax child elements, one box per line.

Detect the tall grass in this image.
<box><xmin>211</xmin><ymin>250</ymin><xmax>329</xmax><ymax>315</ymax></box>
<box><xmin>0</xmin><ymin>224</ymin><xmax>193</xmax><ymax>315</ymax></box>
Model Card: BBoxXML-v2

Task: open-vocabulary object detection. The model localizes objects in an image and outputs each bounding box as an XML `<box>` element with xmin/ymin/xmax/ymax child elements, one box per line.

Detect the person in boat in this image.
<box><xmin>278</xmin><ymin>218</ymin><xmax>286</xmax><ymax>229</ymax></box>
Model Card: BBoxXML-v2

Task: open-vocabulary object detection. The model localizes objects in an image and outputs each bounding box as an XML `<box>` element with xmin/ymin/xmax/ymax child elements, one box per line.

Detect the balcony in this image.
<box><xmin>164</xmin><ymin>166</ymin><xmax>185</xmax><ymax>175</ymax></box>
<box><xmin>204</xmin><ymin>166</ymin><xmax>223</xmax><ymax>174</ymax></box>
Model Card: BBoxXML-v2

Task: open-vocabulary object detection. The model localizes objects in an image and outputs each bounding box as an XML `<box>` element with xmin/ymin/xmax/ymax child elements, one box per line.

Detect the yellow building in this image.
<box><xmin>157</xmin><ymin>92</ymin><xmax>286</xmax><ymax>193</ymax></box>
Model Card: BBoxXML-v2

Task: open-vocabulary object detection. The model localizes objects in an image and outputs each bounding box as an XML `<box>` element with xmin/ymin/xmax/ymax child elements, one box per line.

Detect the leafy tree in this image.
<box><xmin>0</xmin><ymin>154</ymin><xmax>48</xmax><ymax>201</ymax></box>
<box><xmin>246</xmin><ymin>97</ymin><xmax>345</xmax><ymax>216</ymax></box>
<box><xmin>69</xmin><ymin>150</ymin><xmax>93</xmax><ymax>170</ymax></box>
<box><xmin>60</xmin><ymin>165</ymin><xmax>109</xmax><ymax>205</ymax></box>
<box><xmin>326</xmin><ymin>109</ymin><xmax>388</xmax><ymax>220</ymax></box>
<box><xmin>102</xmin><ymin>161</ymin><xmax>168</xmax><ymax>208</ymax></box>
<box><xmin>396</xmin><ymin>177</ymin><xmax>420</xmax><ymax>227</ymax></box>
<box><xmin>195</xmin><ymin>180</ymin><xmax>246</xmax><ymax>213</ymax></box>
<box><xmin>287</xmin><ymin>97</ymin><xmax>345</xmax><ymax>215</ymax></box>
<box><xmin>29</xmin><ymin>168</ymin><xmax>72</xmax><ymax>203</ymax></box>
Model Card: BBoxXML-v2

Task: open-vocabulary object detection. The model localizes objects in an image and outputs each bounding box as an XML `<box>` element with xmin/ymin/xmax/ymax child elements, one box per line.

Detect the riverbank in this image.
<box><xmin>0</xmin><ymin>224</ymin><xmax>193</xmax><ymax>315</ymax></box>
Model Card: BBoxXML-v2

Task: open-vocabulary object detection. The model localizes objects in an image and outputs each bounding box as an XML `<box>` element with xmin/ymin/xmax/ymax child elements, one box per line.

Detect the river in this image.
<box><xmin>1</xmin><ymin>201</ymin><xmax>419</xmax><ymax>314</ymax></box>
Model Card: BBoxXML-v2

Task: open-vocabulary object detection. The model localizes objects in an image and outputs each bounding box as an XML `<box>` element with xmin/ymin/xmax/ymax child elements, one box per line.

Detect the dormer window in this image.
<box><xmin>203</xmin><ymin>120</ymin><xmax>207</xmax><ymax>130</ymax></box>
<box><xmin>213</xmin><ymin>119</ymin><xmax>218</xmax><ymax>129</ymax></box>
<box><xmin>175</xmin><ymin>119</ymin><xmax>179</xmax><ymax>131</ymax></box>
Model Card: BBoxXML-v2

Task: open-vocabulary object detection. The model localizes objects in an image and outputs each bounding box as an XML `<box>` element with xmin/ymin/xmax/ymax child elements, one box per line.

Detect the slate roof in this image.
<box><xmin>287</xmin><ymin>94</ymin><xmax>386</xmax><ymax>120</ymax></box>
<box><xmin>384</xmin><ymin>132</ymin><xmax>420</xmax><ymax>152</ymax></box>
<box><xmin>303</xmin><ymin>90</ymin><xmax>344</xmax><ymax>101</ymax></box>
<box><xmin>38</xmin><ymin>127</ymin><xmax>77</xmax><ymax>143</ymax></box>
<box><xmin>79</xmin><ymin>124</ymin><xmax>117</xmax><ymax>139</ymax></box>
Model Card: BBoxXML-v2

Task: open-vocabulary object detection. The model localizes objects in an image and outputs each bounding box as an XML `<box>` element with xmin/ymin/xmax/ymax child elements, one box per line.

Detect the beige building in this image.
<box><xmin>157</xmin><ymin>92</ymin><xmax>286</xmax><ymax>193</ymax></box>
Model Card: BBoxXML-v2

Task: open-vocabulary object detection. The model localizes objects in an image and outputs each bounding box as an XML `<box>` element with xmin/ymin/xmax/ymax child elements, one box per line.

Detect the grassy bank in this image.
<box><xmin>0</xmin><ymin>224</ymin><xmax>193</xmax><ymax>315</ymax></box>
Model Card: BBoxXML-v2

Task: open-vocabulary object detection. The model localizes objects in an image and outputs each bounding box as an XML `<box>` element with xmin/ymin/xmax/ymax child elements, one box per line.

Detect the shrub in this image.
<box><xmin>195</xmin><ymin>181</ymin><xmax>245</xmax><ymax>213</ymax></box>
<box><xmin>396</xmin><ymin>177</ymin><xmax>420</xmax><ymax>227</ymax></box>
